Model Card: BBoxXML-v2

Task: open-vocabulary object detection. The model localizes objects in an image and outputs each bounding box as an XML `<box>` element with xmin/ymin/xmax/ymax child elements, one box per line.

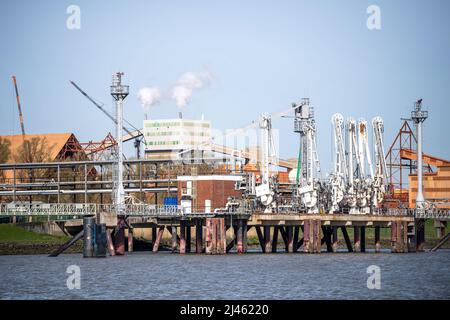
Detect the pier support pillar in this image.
<box><xmin>113</xmin><ymin>216</ymin><xmax>126</xmax><ymax>256</ymax></box>
<box><xmin>152</xmin><ymin>226</ymin><xmax>164</xmax><ymax>253</ymax></box>
<box><xmin>243</xmin><ymin>220</ymin><xmax>248</xmax><ymax>253</ymax></box>
<box><xmin>186</xmin><ymin>221</ymin><xmax>191</xmax><ymax>253</ymax></box>
<box><xmin>321</xmin><ymin>226</ymin><xmax>332</xmax><ymax>252</ymax></box>
<box><xmin>205</xmin><ymin>218</ymin><xmax>226</xmax><ymax>254</ymax></box>
<box><xmin>278</xmin><ymin>226</ymin><xmax>288</xmax><ymax>251</ymax></box>
<box><xmin>391</xmin><ymin>221</ymin><xmax>408</xmax><ymax>253</ymax></box>
<box><xmin>415</xmin><ymin>218</ymin><xmax>425</xmax><ymax>252</ymax></box>
<box><xmin>341</xmin><ymin>227</ymin><xmax>353</xmax><ymax>252</ymax></box>
<box><xmin>437</xmin><ymin>221</ymin><xmax>447</xmax><ymax>239</ymax></box>
<box><xmin>332</xmin><ymin>227</ymin><xmax>338</xmax><ymax>253</ymax></box>
<box><xmin>219</xmin><ymin>218</ymin><xmax>226</xmax><ymax>254</ymax></box>
<box><xmin>236</xmin><ymin>219</ymin><xmax>243</xmax><ymax>254</ymax></box>
<box><xmin>401</xmin><ymin>221</ymin><xmax>408</xmax><ymax>253</ymax></box>
<box><xmin>171</xmin><ymin>226</ymin><xmax>178</xmax><ymax>253</ymax></box>
<box><xmin>286</xmin><ymin>226</ymin><xmax>294</xmax><ymax>253</ymax></box>
<box><xmin>354</xmin><ymin>226</ymin><xmax>360</xmax><ymax>252</ymax></box>
<box><xmin>83</xmin><ymin>216</ymin><xmax>95</xmax><ymax>258</ymax></box>
<box><xmin>293</xmin><ymin>226</ymin><xmax>300</xmax><ymax>252</ymax></box>
<box><xmin>271</xmin><ymin>226</ymin><xmax>279</xmax><ymax>253</ymax></box>
<box><xmin>196</xmin><ymin>219</ymin><xmax>203</xmax><ymax>254</ymax></box>
<box><xmin>151</xmin><ymin>226</ymin><xmax>157</xmax><ymax>245</ymax></box>
<box><xmin>127</xmin><ymin>228</ymin><xmax>134</xmax><ymax>252</ymax></box>
<box><xmin>304</xmin><ymin>220</ymin><xmax>321</xmax><ymax>253</ymax></box>
<box><xmin>106</xmin><ymin>229</ymin><xmax>115</xmax><ymax>256</ymax></box>
<box><xmin>255</xmin><ymin>226</ymin><xmax>265</xmax><ymax>252</ymax></box>
<box><xmin>211</xmin><ymin>219</ymin><xmax>217</xmax><ymax>253</ymax></box>
<box><xmin>264</xmin><ymin>226</ymin><xmax>272</xmax><ymax>253</ymax></box>
<box><xmin>374</xmin><ymin>226</ymin><xmax>381</xmax><ymax>253</ymax></box>
<box><xmin>360</xmin><ymin>227</ymin><xmax>366</xmax><ymax>253</ymax></box>
<box><xmin>303</xmin><ymin>221</ymin><xmax>311</xmax><ymax>253</ymax></box>
<box><xmin>313</xmin><ymin>220</ymin><xmax>321</xmax><ymax>253</ymax></box>
<box><xmin>180</xmin><ymin>221</ymin><xmax>186</xmax><ymax>254</ymax></box>
<box><xmin>205</xmin><ymin>218</ymin><xmax>212</xmax><ymax>254</ymax></box>
<box><xmin>390</xmin><ymin>221</ymin><xmax>397</xmax><ymax>252</ymax></box>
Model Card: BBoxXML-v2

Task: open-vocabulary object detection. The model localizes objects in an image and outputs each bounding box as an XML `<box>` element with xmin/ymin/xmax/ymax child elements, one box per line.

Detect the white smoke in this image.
<box><xmin>137</xmin><ymin>87</ymin><xmax>161</xmax><ymax>119</ymax></box>
<box><xmin>138</xmin><ymin>87</ymin><xmax>161</xmax><ymax>109</ymax></box>
<box><xmin>171</xmin><ymin>70</ymin><xmax>213</xmax><ymax>108</ymax></box>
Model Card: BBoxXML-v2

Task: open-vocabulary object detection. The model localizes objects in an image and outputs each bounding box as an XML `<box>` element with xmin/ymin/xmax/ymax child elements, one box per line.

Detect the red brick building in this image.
<box><xmin>177</xmin><ymin>175</ymin><xmax>243</xmax><ymax>213</ymax></box>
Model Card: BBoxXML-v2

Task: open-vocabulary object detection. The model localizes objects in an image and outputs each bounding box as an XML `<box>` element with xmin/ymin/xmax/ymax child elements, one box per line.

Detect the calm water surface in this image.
<box><xmin>1</xmin><ymin>250</ymin><xmax>449</xmax><ymax>299</ymax></box>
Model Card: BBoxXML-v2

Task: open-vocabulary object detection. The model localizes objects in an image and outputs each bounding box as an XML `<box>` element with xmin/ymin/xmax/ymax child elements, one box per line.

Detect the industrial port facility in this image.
<box><xmin>0</xmin><ymin>72</ymin><xmax>449</xmax><ymax>257</ymax></box>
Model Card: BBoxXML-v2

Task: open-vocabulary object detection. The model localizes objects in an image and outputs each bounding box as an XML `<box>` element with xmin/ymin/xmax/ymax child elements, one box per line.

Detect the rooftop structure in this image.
<box><xmin>0</xmin><ymin>133</ymin><xmax>83</xmax><ymax>163</ymax></box>
<box><xmin>143</xmin><ymin>118</ymin><xmax>211</xmax><ymax>159</ymax></box>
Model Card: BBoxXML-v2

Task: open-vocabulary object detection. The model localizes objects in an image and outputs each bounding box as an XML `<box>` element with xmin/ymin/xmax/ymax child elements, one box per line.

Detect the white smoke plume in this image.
<box><xmin>137</xmin><ymin>87</ymin><xmax>161</xmax><ymax>118</ymax></box>
<box><xmin>138</xmin><ymin>87</ymin><xmax>161</xmax><ymax>108</ymax></box>
<box><xmin>171</xmin><ymin>70</ymin><xmax>213</xmax><ymax>108</ymax></box>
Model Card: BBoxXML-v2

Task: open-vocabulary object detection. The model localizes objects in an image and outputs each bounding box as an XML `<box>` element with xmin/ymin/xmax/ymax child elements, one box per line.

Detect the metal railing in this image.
<box><xmin>1</xmin><ymin>202</ymin><xmax>448</xmax><ymax>219</ymax></box>
<box><xmin>99</xmin><ymin>204</ymin><xmax>181</xmax><ymax>217</ymax></box>
<box><xmin>415</xmin><ymin>209</ymin><xmax>450</xmax><ymax>220</ymax></box>
<box><xmin>0</xmin><ymin>203</ymin><xmax>97</xmax><ymax>216</ymax></box>
<box><xmin>254</xmin><ymin>207</ymin><xmax>415</xmax><ymax>216</ymax></box>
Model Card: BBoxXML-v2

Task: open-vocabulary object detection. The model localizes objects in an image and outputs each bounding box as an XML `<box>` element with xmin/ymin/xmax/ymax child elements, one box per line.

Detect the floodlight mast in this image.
<box><xmin>110</xmin><ymin>72</ymin><xmax>129</xmax><ymax>213</ymax></box>
<box><xmin>411</xmin><ymin>99</ymin><xmax>428</xmax><ymax>210</ymax></box>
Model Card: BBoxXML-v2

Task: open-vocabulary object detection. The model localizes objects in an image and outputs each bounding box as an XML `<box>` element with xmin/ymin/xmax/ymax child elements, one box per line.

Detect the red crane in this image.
<box><xmin>12</xmin><ymin>75</ymin><xmax>26</xmax><ymax>137</ymax></box>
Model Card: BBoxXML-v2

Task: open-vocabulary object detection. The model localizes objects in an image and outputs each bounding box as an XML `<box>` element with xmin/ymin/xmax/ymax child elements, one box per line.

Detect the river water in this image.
<box><xmin>0</xmin><ymin>250</ymin><xmax>449</xmax><ymax>300</ymax></box>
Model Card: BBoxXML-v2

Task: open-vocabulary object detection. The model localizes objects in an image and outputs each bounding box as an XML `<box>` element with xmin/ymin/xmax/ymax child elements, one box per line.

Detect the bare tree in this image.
<box><xmin>0</xmin><ymin>137</ymin><xmax>11</xmax><ymax>181</ymax></box>
<box><xmin>0</xmin><ymin>137</ymin><xmax>10</xmax><ymax>163</ymax></box>
<box><xmin>13</xmin><ymin>137</ymin><xmax>55</xmax><ymax>191</ymax></box>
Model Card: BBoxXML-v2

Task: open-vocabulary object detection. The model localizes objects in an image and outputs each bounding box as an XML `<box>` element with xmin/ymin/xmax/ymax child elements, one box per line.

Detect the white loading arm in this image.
<box><xmin>346</xmin><ymin>118</ymin><xmax>360</xmax><ymax>210</ymax></box>
<box><xmin>372</xmin><ymin>116</ymin><xmax>388</xmax><ymax>179</ymax></box>
<box><xmin>357</xmin><ymin>119</ymin><xmax>374</xmax><ymax>179</ymax></box>
<box><xmin>331</xmin><ymin>114</ymin><xmax>347</xmax><ymax>177</ymax></box>
<box><xmin>329</xmin><ymin>113</ymin><xmax>347</xmax><ymax>212</ymax></box>
<box><xmin>310</xmin><ymin>124</ymin><xmax>321</xmax><ymax>181</ymax></box>
<box><xmin>255</xmin><ymin>113</ymin><xmax>276</xmax><ymax>209</ymax></box>
<box><xmin>295</xmin><ymin>99</ymin><xmax>321</xmax><ymax>213</ymax></box>
<box><xmin>371</xmin><ymin>116</ymin><xmax>388</xmax><ymax>206</ymax></box>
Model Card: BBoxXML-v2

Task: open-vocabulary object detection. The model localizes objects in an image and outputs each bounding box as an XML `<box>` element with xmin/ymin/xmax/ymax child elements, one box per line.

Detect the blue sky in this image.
<box><xmin>1</xmin><ymin>0</ymin><xmax>449</xmax><ymax>172</ymax></box>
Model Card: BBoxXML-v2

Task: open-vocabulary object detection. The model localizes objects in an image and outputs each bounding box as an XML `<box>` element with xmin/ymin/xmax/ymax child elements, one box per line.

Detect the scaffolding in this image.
<box><xmin>385</xmin><ymin>121</ymin><xmax>432</xmax><ymax>207</ymax></box>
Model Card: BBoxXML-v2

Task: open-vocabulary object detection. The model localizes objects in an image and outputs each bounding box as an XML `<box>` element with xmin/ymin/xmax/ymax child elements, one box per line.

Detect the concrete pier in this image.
<box><xmin>77</xmin><ymin>211</ymin><xmax>426</xmax><ymax>257</ymax></box>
